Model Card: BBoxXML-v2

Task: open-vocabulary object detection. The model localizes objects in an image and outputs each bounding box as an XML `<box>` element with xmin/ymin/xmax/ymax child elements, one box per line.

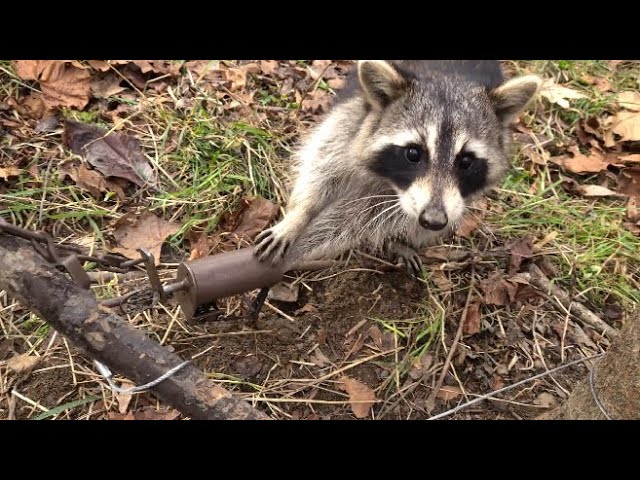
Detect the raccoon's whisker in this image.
<box><xmin>343</xmin><ymin>194</ymin><xmax>399</xmax><ymax>207</ymax></box>
<box><xmin>377</xmin><ymin>205</ymin><xmax>402</xmax><ymax>235</ymax></box>
<box><xmin>359</xmin><ymin>201</ymin><xmax>400</xmax><ymax>236</ymax></box>
<box><xmin>361</xmin><ymin>199</ymin><xmax>402</xmax><ymax>214</ymax></box>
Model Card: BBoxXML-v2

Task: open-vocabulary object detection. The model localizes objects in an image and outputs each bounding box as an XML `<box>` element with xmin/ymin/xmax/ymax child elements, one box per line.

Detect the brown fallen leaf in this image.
<box><xmin>436</xmin><ymin>385</ymin><xmax>464</xmax><ymax>401</ymax></box>
<box><xmin>107</xmin><ymin>411</ymin><xmax>136</xmax><ymax>420</ymax></box>
<box><xmin>0</xmin><ymin>166</ymin><xmax>22</xmax><ymax>181</ymax></box>
<box><xmin>533</xmin><ymin>392</ymin><xmax>557</xmax><ymax>408</ymax></box>
<box><xmin>268</xmin><ymin>282</ymin><xmax>299</xmax><ymax>303</ymax></box>
<box><xmin>13</xmin><ymin>60</ymin><xmax>92</xmax><ymax>110</ymax></box>
<box><xmin>368</xmin><ymin>325</ymin><xmax>383</xmax><ymax>349</ymax></box>
<box><xmin>554</xmin><ymin>146</ymin><xmax>609</xmax><ymax>174</ymax></box>
<box><xmin>581</xmin><ymin>74</ymin><xmax>611</xmax><ymax>93</ymax></box>
<box><xmin>339</xmin><ymin>376</ymin><xmax>376</xmax><ymax>418</ymax></box>
<box><xmin>131</xmin><ymin>407</ymin><xmax>181</xmax><ymax>421</ymax></box>
<box><xmin>21</xmin><ymin>93</ymin><xmax>46</xmax><ymax>119</ymax></box>
<box><xmin>91</xmin><ymin>73</ymin><xmax>126</xmax><ymax>98</ymax></box>
<box><xmin>568</xmin><ymin>183</ymin><xmax>624</xmax><ymax>198</ymax></box>
<box><xmin>231</xmin><ymin>196</ymin><xmax>280</xmax><ymax>240</ymax></box>
<box><xmin>63</xmin><ymin>120</ymin><xmax>157</xmax><ymax>188</ymax></box>
<box><xmin>232</xmin><ymin>356</ymin><xmax>263</xmax><ymax>378</ymax></box>
<box><xmin>131</xmin><ymin>60</ymin><xmax>181</xmax><ymax>77</ymax></box>
<box><xmin>456</xmin><ymin>214</ymin><xmax>481</xmax><ymax>238</ymax></box>
<box><xmin>480</xmin><ymin>272</ymin><xmax>518</xmax><ymax>306</ymax></box>
<box><xmin>59</xmin><ymin>161</ymin><xmax>126</xmax><ymax>200</ymax></box>
<box><xmin>617</xmin><ymin>91</ymin><xmax>640</xmax><ymax>112</ymax></box>
<box><xmin>301</xmin><ymin>90</ymin><xmax>333</xmax><ymax>114</ymax></box>
<box><xmin>463</xmin><ymin>302</ymin><xmax>481</xmax><ymax>336</ymax></box>
<box><xmin>612</xmin><ymin>111</ymin><xmax>640</xmax><ymax>142</ymax></box>
<box><xmin>508</xmin><ymin>236</ymin><xmax>534</xmax><ymax>274</ymax></box>
<box><xmin>6</xmin><ymin>354</ymin><xmax>41</xmax><ymax>375</ymax></box>
<box><xmin>187</xmin><ymin>232</ymin><xmax>215</xmax><ymax>261</ymax></box>
<box><xmin>539</xmin><ymin>79</ymin><xmax>586</xmax><ymax>109</ymax></box>
<box><xmin>115</xmin><ymin>380</ymin><xmax>135</xmax><ymax>414</ymax></box>
<box><xmin>110</xmin><ymin>211</ymin><xmax>181</xmax><ymax>265</ymax></box>
<box><xmin>618</xmin><ymin>167</ymin><xmax>640</xmax><ymax>201</ymax></box>
<box><xmin>430</xmin><ymin>270</ymin><xmax>454</xmax><ymax>294</ymax></box>
<box><xmin>259</xmin><ymin>60</ymin><xmax>279</xmax><ymax>76</ymax></box>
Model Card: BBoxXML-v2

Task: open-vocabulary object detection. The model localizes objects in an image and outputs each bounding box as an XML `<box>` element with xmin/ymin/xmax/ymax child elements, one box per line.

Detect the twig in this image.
<box><xmin>429</xmin><ymin>353</ymin><xmax>603</xmax><ymax>420</ymax></box>
<box><xmin>525</xmin><ymin>264</ymin><xmax>618</xmax><ymax>338</ymax></box>
<box><xmin>425</xmin><ymin>274</ymin><xmax>475</xmax><ymax>412</ymax></box>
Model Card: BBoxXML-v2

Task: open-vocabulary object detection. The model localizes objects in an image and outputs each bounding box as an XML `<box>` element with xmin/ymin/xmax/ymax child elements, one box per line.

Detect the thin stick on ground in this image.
<box><xmin>525</xmin><ymin>264</ymin><xmax>618</xmax><ymax>338</ymax></box>
<box><xmin>425</xmin><ymin>274</ymin><xmax>475</xmax><ymax>413</ymax></box>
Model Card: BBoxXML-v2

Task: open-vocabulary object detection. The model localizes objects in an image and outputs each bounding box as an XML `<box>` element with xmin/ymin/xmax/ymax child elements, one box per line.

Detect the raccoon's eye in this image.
<box><xmin>457</xmin><ymin>153</ymin><xmax>475</xmax><ymax>170</ymax></box>
<box><xmin>404</xmin><ymin>146</ymin><xmax>421</xmax><ymax>163</ymax></box>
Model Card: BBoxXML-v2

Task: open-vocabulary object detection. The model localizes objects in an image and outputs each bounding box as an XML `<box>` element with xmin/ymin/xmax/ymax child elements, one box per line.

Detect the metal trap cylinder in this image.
<box><xmin>175</xmin><ymin>248</ymin><xmax>286</xmax><ymax>322</ymax></box>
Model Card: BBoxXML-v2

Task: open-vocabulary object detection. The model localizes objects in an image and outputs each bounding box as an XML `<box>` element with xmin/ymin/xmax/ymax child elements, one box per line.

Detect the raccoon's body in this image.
<box><xmin>255</xmin><ymin>60</ymin><xmax>541</xmax><ymax>273</ymax></box>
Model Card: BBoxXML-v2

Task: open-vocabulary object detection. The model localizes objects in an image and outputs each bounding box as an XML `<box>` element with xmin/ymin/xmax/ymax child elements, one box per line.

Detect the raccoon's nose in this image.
<box><xmin>419</xmin><ymin>206</ymin><xmax>448</xmax><ymax>230</ymax></box>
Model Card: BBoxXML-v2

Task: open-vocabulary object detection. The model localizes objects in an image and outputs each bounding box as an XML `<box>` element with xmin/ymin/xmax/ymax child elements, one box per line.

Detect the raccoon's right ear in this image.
<box><xmin>491</xmin><ymin>75</ymin><xmax>542</xmax><ymax>125</ymax></box>
<box><xmin>358</xmin><ymin>60</ymin><xmax>407</xmax><ymax>108</ymax></box>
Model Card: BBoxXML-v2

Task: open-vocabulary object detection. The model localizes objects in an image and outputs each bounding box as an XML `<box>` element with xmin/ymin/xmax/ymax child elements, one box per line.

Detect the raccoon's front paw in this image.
<box><xmin>253</xmin><ymin>227</ymin><xmax>293</xmax><ymax>265</ymax></box>
<box><xmin>388</xmin><ymin>243</ymin><xmax>423</xmax><ymax>278</ymax></box>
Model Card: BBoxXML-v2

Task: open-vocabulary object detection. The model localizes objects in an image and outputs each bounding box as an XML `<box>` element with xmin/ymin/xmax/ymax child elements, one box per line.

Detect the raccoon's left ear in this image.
<box><xmin>490</xmin><ymin>75</ymin><xmax>542</xmax><ymax>125</ymax></box>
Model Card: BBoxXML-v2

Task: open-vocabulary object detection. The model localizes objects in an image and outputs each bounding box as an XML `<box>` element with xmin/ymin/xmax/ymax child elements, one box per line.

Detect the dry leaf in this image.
<box><xmin>555</xmin><ymin>146</ymin><xmax>609</xmax><ymax>174</ymax></box>
<box><xmin>463</xmin><ymin>302</ymin><xmax>481</xmax><ymax>336</ymax></box>
<box><xmin>582</xmin><ymin>75</ymin><xmax>611</xmax><ymax>93</ymax></box>
<box><xmin>132</xmin><ymin>407</ymin><xmax>181</xmax><ymax>420</ymax></box>
<box><xmin>87</xmin><ymin>60</ymin><xmax>112</xmax><ymax>72</ymax></box>
<box><xmin>13</xmin><ymin>60</ymin><xmax>91</xmax><ymax>110</ymax></box>
<box><xmin>508</xmin><ymin>236</ymin><xmax>534</xmax><ymax>274</ymax></box>
<box><xmin>618</xmin><ymin>167</ymin><xmax>640</xmax><ymax>201</ymax></box>
<box><xmin>63</xmin><ymin>120</ymin><xmax>157</xmax><ymax>188</ymax></box>
<box><xmin>6</xmin><ymin>354</ymin><xmax>40</xmax><ymax>375</ymax></box>
<box><xmin>107</xmin><ymin>411</ymin><xmax>136</xmax><ymax>420</ymax></box>
<box><xmin>533</xmin><ymin>392</ymin><xmax>557</xmax><ymax>408</ymax></box>
<box><xmin>259</xmin><ymin>60</ymin><xmax>279</xmax><ymax>75</ymax></box>
<box><xmin>187</xmin><ymin>233</ymin><xmax>214</xmax><ymax>261</ymax></box>
<box><xmin>617</xmin><ymin>91</ymin><xmax>640</xmax><ymax>112</ymax></box>
<box><xmin>431</xmin><ymin>270</ymin><xmax>454</xmax><ymax>294</ymax></box>
<box><xmin>22</xmin><ymin>93</ymin><xmax>46</xmax><ymax>119</ymax></box>
<box><xmin>480</xmin><ymin>272</ymin><xmax>517</xmax><ymax>306</ymax></box>
<box><xmin>60</xmin><ymin>162</ymin><xmax>126</xmax><ymax>200</ymax></box>
<box><xmin>339</xmin><ymin>376</ymin><xmax>376</xmax><ymax>418</ymax></box>
<box><xmin>115</xmin><ymin>380</ymin><xmax>135</xmax><ymax>414</ymax></box>
<box><xmin>436</xmin><ymin>385</ymin><xmax>463</xmax><ymax>401</ymax></box>
<box><xmin>612</xmin><ymin>111</ymin><xmax>640</xmax><ymax>142</ymax></box>
<box><xmin>231</xmin><ymin>196</ymin><xmax>280</xmax><ymax>240</ymax></box>
<box><xmin>110</xmin><ymin>211</ymin><xmax>181</xmax><ymax>264</ymax></box>
<box><xmin>456</xmin><ymin>214</ymin><xmax>481</xmax><ymax>238</ymax></box>
<box><xmin>539</xmin><ymin>80</ymin><xmax>586</xmax><ymax>109</ymax></box>
<box><xmin>0</xmin><ymin>166</ymin><xmax>22</xmax><ymax>181</ymax></box>
<box><xmin>572</xmin><ymin>184</ymin><xmax>623</xmax><ymax>198</ymax></box>
<box><xmin>268</xmin><ymin>283</ymin><xmax>299</xmax><ymax>303</ymax></box>
<box><xmin>91</xmin><ymin>73</ymin><xmax>126</xmax><ymax>98</ymax></box>
<box><xmin>368</xmin><ymin>325</ymin><xmax>383</xmax><ymax>349</ymax></box>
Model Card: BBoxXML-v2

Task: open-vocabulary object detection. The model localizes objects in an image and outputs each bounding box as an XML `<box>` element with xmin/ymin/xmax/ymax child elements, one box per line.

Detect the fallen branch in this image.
<box><xmin>524</xmin><ymin>264</ymin><xmax>618</xmax><ymax>338</ymax></box>
<box><xmin>0</xmin><ymin>234</ymin><xmax>268</xmax><ymax>420</ymax></box>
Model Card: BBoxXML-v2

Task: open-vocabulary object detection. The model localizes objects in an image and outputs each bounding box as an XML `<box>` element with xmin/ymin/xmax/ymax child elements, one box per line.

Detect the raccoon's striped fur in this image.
<box><xmin>254</xmin><ymin>60</ymin><xmax>541</xmax><ymax>274</ymax></box>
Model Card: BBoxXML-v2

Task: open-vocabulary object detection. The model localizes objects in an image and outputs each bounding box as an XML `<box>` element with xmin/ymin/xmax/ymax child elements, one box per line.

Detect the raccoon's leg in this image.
<box><xmin>254</xmin><ymin>185</ymin><xmax>330</xmax><ymax>264</ymax></box>
<box><xmin>386</xmin><ymin>241</ymin><xmax>423</xmax><ymax>277</ymax></box>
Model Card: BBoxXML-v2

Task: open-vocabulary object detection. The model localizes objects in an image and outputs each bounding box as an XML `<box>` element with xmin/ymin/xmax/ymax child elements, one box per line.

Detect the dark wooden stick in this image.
<box><xmin>0</xmin><ymin>235</ymin><xmax>268</xmax><ymax>420</ymax></box>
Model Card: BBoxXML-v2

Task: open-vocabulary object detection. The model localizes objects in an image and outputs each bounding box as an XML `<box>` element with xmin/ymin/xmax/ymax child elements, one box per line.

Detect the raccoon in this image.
<box><xmin>254</xmin><ymin>60</ymin><xmax>541</xmax><ymax>275</ymax></box>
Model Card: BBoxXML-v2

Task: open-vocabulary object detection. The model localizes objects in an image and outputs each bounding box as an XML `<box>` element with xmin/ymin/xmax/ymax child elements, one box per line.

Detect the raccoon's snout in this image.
<box><xmin>419</xmin><ymin>205</ymin><xmax>448</xmax><ymax>231</ymax></box>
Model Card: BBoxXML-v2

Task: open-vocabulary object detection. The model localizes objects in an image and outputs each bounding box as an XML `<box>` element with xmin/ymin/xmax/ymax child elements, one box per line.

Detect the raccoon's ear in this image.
<box><xmin>358</xmin><ymin>60</ymin><xmax>407</xmax><ymax>108</ymax></box>
<box><xmin>491</xmin><ymin>75</ymin><xmax>542</xmax><ymax>125</ymax></box>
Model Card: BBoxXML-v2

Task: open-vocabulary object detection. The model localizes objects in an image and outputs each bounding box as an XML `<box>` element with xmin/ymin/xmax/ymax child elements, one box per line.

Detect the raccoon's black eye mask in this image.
<box><xmin>455</xmin><ymin>151</ymin><xmax>489</xmax><ymax>197</ymax></box>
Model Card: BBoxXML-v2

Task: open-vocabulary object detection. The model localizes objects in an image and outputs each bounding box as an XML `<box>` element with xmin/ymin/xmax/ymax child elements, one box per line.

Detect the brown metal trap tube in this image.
<box><xmin>176</xmin><ymin>248</ymin><xmax>286</xmax><ymax>322</ymax></box>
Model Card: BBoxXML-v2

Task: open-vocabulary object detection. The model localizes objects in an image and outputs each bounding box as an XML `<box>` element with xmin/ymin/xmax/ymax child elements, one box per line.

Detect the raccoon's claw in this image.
<box><xmin>253</xmin><ymin>228</ymin><xmax>291</xmax><ymax>265</ymax></box>
<box><xmin>399</xmin><ymin>252</ymin><xmax>423</xmax><ymax>278</ymax></box>
<box><xmin>387</xmin><ymin>242</ymin><xmax>423</xmax><ymax>278</ymax></box>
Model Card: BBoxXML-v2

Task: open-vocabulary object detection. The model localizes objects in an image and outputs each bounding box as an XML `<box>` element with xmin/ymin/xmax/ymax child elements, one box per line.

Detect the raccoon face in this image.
<box><xmin>357</xmin><ymin>60</ymin><xmax>541</xmax><ymax>231</ymax></box>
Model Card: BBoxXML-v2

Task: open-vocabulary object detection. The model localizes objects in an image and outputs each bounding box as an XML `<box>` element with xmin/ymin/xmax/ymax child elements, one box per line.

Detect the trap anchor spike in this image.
<box><xmin>172</xmin><ymin>248</ymin><xmax>287</xmax><ymax>323</ymax></box>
